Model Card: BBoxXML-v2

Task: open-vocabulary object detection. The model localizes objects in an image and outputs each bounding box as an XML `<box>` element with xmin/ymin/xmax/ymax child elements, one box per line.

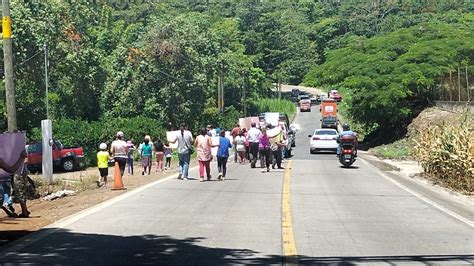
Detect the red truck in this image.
<box><xmin>27</xmin><ymin>140</ymin><xmax>85</xmax><ymax>172</ymax></box>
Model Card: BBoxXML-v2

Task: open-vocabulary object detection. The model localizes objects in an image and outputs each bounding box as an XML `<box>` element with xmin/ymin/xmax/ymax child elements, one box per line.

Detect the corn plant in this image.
<box><xmin>413</xmin><ymin>113</ymin><xmax>473</xmax><ymax>194</ymax></box>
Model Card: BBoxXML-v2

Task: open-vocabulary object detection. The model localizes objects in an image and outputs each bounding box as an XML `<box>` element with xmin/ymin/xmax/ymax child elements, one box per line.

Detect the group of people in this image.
<box><xmin>96</xmin><ymin>132</ymin><xmax>174</xmax><ymax>188</ymax></box>
<box><xmin>99</xmin><ymin>120</ymin><xmax>288</xmax><ymax>185</ymax></box>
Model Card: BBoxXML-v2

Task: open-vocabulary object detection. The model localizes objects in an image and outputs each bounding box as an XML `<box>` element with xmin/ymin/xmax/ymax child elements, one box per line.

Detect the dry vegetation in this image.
<box><xmin>412</xmin><ymin>111</ymin><xmax>473</xmax><ymax>194</ymax></box>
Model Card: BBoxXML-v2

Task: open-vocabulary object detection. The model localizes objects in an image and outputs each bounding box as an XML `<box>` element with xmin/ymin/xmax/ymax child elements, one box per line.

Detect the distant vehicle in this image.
<box><xmin>298</xmin><ymin>94</ymin><xmax>310</xmax><ymax>101</ymax></box>
<box><xmin>329</xmin><ymin>90</ymin><xmax>343</xmax><ymax>102</ymax></box>
<box><xmin>291</xmin><ymin>88</ymin><xmax>300</xmax><ymax>97</ymax></box>
<box><xmin>321</xmin><ymin>116</ymin><xmax>338</xmax><ymax>129</ymax></box>
<box><xmin>310</xmin><ymin>95</ymin><xmax>318</xmax><ymax>105</ymax></box>
<box><xmin>27</xmin><ymin>140</ymin><xmax>85</xmax><ymax>172</ymax></box>
<box><xmin>320</xmin><ymin>99</ymin><xmax>337</xmax><ymax>117</ymax></box>
<box><xmin>316</xmin><ymin>93</ymin><xmax>327</xmax><ymax>103</ymax></box>
<box><xmin>309</xmin><ymin>129</ymin><xmax>338</xmax><ymax>154</ymax></box>
<box><xmin>299</xmin><ymin>99</ymin><xmax>311</xmax><ymax>112</ymax></box>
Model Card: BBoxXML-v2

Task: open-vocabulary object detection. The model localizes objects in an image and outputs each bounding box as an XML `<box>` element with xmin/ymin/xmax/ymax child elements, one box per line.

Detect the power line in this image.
<box><xmin>15</xmin><ymin>50</ymin><xmax>42</xmax><ymax>67</ymax></box>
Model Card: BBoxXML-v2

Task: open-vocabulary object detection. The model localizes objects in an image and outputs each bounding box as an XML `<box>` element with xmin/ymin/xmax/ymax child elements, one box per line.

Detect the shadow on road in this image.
<box><xmin>1</xmin><ymin>229</ymin><xmax>473</xmax><ymax>265</ymax></box>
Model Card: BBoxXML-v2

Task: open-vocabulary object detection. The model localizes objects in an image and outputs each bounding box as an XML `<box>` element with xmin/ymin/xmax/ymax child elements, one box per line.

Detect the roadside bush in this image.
<box><xmin>413</xmin><ymin>114</ymin><xmax>473</xmax><ymax>194</ymax></box>
<box><xmin>30</xmin><ymin>117</ymin><xmax>166</xmax><ymax>167</ymax></box>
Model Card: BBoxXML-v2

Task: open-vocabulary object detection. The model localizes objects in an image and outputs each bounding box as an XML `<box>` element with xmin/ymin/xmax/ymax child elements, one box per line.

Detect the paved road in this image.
<box><xmin>1</xmin><ymin>104</ymin><xmax>473</xmax><ymax>265</ymax></box>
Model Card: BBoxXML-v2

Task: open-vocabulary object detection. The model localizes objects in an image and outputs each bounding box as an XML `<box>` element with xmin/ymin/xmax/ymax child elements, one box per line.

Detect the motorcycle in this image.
<box><xmin>339</xmin><ymin>143</ymin><xmax>356</xmax><ymax>167</ymax></box>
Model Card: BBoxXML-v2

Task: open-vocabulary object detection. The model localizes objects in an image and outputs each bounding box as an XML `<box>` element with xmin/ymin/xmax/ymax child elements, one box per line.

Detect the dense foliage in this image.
<box><xmin>0</xmin><ymin>0</ymin><xmax>472</xmax><ymax>149</ymax></box>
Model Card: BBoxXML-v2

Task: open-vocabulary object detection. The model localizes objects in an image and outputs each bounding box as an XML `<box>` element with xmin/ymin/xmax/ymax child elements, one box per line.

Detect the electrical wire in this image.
<box><xmin>15</xmin><ymin>50</ymin><xmax>43</xmax><ymax>67</ymax></box>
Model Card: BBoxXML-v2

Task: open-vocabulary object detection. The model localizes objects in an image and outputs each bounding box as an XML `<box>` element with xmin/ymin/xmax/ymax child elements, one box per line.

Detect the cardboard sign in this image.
<box><xmin>264</xmin><ymin>113</ymin><xmax>279</xmax><ymax>126</ymax></box>
<box><xmin>166</xmin><ymin>131</ymin><xmax>180</xmax><ymax>149</ymax></box>
<box><xmin>266</xmin><ymin>127</ymin><xmax>281</xmax><ymax>138</ymax></box>
<box><xmin>0</xmin><ymin>132</ymin><xmax>26</xmax><ymax>176</ymax></box>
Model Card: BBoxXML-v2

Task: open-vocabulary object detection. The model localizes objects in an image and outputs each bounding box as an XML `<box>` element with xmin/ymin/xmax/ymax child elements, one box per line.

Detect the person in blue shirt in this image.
<box><xmin>337</xmin><ymin>123</ymin><xmax>358</xmax><ymax>156</ymax></box>
<box><xmin>216</xmin><ymin>130</ymin><xmax>232</xmax><ymax>180</ymax></box>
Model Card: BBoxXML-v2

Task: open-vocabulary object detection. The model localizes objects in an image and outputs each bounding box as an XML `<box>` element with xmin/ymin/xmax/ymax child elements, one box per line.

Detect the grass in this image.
<box><xmin>370</xmin><ymin>138</ymin><xmax>412</xmax><ymax>160</ymax></box>
<box><xmin>255</xmin><ymin>98</ymin><xmax>296</xmax><ymax>116</ymax></box>
<box><xmin>32</xmin><ymin>174</ymin><xmax>99</xmax><ymax>196</ymax></box>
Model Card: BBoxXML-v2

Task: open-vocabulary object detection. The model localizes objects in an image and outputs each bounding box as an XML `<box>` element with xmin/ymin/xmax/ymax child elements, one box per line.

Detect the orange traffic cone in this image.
<box><xmin>111</xmin><ymin>161</ymin><xmax>126</xmax><ymax>190</ymax></box>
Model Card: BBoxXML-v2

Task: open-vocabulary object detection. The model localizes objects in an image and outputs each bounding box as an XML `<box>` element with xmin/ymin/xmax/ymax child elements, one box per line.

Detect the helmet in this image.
<box><xmin>342</xmin><ymin>123</ymin><xmax>350</xmax><ymax>131</ymax></box>
<box><xmin>99</xmin><ymin>143</ymin><xmax>107</xmax><ymax>150</ymax></box>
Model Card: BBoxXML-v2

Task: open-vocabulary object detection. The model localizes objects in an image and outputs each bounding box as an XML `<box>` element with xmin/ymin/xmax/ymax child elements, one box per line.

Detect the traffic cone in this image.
<box><xmin>111</xmin><ymin>161</ymin><xmax>126</xmax><ymax>190</ymax></box>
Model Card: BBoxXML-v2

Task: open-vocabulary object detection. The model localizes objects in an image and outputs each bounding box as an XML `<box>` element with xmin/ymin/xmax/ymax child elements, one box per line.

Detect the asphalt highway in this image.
<box><xmin>1</xmin><ymin>104</ymin><xmax>473</xmax><ymax>265</ymax></box>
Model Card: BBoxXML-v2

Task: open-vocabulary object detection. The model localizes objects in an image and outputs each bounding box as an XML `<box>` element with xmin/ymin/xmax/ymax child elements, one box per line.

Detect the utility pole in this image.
<box><xmin>242</xmin><ymin>71</ymin><xmax>247</xmax><ymax>117</ymax></box>
<box><xmin>457</xmin><ymin>66</ymin><xmax>461</xmax><ymax>102</ymax></box>
<box><xmin>44</xmin><ymin>43</ymin><xmax>49</xmax><ymax>119</ymax></box>
<box><xmin>3</xmin><ymin>0</ymin><xmax>17</xmax><ymax>132</ymax></box>
<box><xmin>219</xmin><ymin>70</ymin><xmax>224</xmax><ymax>112</ymax></box>
<box><xmin>449</xmin><ymin>70</ymin><xmax>453</xmax><ymax>102</ymax></box>
<box><xmin>466</xmin><ymin>65</ymin><xmax>470</xmax><ymax>102</ymax></box>
<box><xmin>277</xmin><ymin>75</ymin><xmax>281</xmax><ymax>99</ymax></box>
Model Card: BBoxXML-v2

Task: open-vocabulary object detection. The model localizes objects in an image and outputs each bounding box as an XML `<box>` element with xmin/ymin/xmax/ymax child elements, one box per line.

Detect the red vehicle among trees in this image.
<box><xmin>27</xmin><ymin>139</ymin><xmax>85</xmax><ymax>172</ymax></box>
<box><xmin>329</xmin><ymin>90</ymin><xmax>343</xmax><ymax>102</ymax></box>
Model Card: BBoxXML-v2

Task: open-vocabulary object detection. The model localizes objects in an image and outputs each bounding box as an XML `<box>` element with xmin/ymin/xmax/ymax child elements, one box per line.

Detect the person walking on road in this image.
<box><xmin>258</xmin><ymin>128</ymin><xmax>272</xmax><ymax>173</ymax></box>
<box><xmin>164</xmin><ymin>142</ymin><xmax>172</xmax><ymax>170</ymax></box>
<box><xmin>234</xmin><ymin>132</ymin><xmax>246</xmax><ymax>164</ymax></box>
<box><xmin>231</xmin><ymin>124</ymin><xmax>241</xmax><ymax>163</ymax></box>
<box><xmin>97</xmin><ymin>143</ymin><xmax>110</xmax><ymax>188</ymax></box>
<box><xmin>271</xmin><ymin>132</ymin><xmax>285</xmax><ymax>169</ymax></box>
<box><xmin>217</xmin><ymin>130</ymin><xmax>232</xmax><ymax>180</ymax></box>
<box><xmin>111</xmin><ymin>131</ymin><xmax>129</xmax><ymax>178</ymax></box>
<box><xmin>195</xmin><ymin>128</ymin><xmax>215</xmax><ymax>182</ymax></box>
<box><xmin>154</xmin><ymin>137</ymin><xmax>165</xmax><ymax>172</ymax></box>
<box><xmin>139</xmin><ymin>136</ymin><xmax>153</xmax><ymax>175</ymax></box>
<box><xmin>126</xmin><ymin>140</ymin><xmax>135</xmax><ymax>175</ymax></box>
<box><xmin>247</xmin><ymin>122</ymin><xmax>261</xmax><ymax>168</ymax></box>
<box><xmin>170</xmin><ymin>123</ymin><xmax>194</xmax><ymax>180</ymax></box>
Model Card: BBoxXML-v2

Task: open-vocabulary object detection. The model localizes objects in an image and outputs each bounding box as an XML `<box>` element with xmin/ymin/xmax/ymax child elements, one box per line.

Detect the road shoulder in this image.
<box><xmin>359</xmin><ymin>153</ymin><xmax>474</xmax><ymax>227</ymax></box>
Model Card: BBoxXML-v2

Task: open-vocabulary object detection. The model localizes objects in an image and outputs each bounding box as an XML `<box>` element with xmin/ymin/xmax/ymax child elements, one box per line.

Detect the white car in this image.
<box><xmin>309</xmin><ymin>129</ymin><xmax>339</xmax><ymax>154</ymax></box>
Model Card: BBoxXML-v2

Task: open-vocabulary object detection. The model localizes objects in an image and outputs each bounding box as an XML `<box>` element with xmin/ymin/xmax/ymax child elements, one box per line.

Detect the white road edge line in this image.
<box><xmin>0</xmin><ymin>165</ymin><xmax>199</xmax><ymax>257</ymax></box>
<box><xmin>360</xmin><ymin>158</ymin><xmax>474</xmax><ymax>228</ymax></box>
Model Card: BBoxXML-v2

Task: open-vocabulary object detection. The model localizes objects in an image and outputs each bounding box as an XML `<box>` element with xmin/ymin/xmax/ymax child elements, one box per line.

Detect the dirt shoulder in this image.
<box><xmin>0</xmin><ymin>160</ymin><xmax>197</xmax><ymax>247</ymax></box>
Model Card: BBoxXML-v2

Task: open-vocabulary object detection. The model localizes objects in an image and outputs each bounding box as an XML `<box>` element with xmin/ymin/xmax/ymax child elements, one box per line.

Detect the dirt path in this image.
<box><xmin>0</xmin><ymin>160</ymin><xmax>197</xmax><ymax>247</ymax></box>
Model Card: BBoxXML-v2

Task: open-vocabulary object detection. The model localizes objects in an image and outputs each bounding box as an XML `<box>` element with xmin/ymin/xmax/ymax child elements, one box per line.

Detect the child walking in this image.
<box><xmin>164</xmin><ymin>142</ymin><xmax>172</xmax><ymax>170</ymax></box>
<box><xmin>97</xmin><ymin>143</ymin><xmax>110</xmax><ymax>188</ymax></box>
<box><xmin>217</xmin><ymin>130</ymin><xmax>232</xmax><ymax>180</ymax></box>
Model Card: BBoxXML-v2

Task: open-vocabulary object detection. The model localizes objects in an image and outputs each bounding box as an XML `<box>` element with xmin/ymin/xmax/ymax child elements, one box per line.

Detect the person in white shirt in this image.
<box><xmin>110</xmin><ymin>131</ymin><xmax>129</xmax><ymax>177</ymax></box>
<box><xmin>246</xmin><ymin>122</ymin><xmax>261</xmax><ymax>168</ymax></box>
<box><xmin>170</xmin><ymin>123</ymin><xmax>194</xmax><ymax>180</ymax></box>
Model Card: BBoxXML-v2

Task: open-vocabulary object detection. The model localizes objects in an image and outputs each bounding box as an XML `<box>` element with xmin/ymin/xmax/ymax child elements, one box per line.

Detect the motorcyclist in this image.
<box><xmin>336</xmin><ymin>123</ymin><xmax>358</xmax><ymax>157</ymax></box>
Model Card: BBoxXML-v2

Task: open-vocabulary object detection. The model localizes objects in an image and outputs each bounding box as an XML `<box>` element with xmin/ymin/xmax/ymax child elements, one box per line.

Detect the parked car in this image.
<box><xmin>27</xmin><ymin>140</ymin><xmax>86</xmax><ymax>172</ymax></box>
<box><xmin>321</xmin><ymin>116</ymin><xmax>338</xmax><ymax>129</ymax></box>
<box><xmin>309</xmin><ymin>129</ymin><xmax>339</xmax><ymax>154</ymax></box>
<box><xmin>310</xmin><ymin>95</ymin><xmax>318</xmax><ymax>105</ymax></box>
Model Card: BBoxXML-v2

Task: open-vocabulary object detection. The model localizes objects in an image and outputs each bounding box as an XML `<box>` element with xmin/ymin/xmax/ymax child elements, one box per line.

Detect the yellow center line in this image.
<box><xmin>282</xmin><ymin>160</ymin><xmax>298</xmax><ymax>264</ymax></box>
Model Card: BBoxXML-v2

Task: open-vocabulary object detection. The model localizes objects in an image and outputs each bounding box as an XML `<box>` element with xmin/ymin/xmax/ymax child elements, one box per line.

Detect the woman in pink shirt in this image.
<box><xmin>194</xmin><ymin>128</ymin><xmax>216</xmax><ymax>182</ymax></box>
<box><xmin>258</xmin><ymin>127</ymin><xmax>272</xmax><ymax>173</ymax></box>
